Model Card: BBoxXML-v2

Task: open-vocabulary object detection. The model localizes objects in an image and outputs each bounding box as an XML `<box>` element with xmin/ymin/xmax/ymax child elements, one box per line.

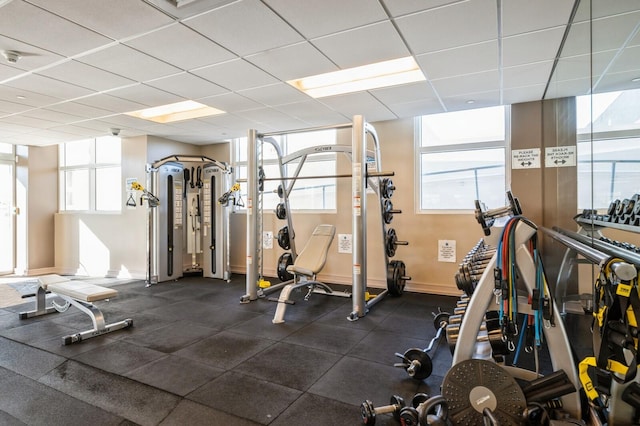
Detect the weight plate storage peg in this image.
<box><xmin>382</xmin><ymin>199</ymin><xmax>402</xmax><ymax>224</ymax></box>
<box><xmin>277</xmin><ymin>253</ymin><xmax>293</xmax><ymax>282</ymax></box>
<box><xmin>387</xmin><ymin>260</ymin><xmax>409</xmax><ymax>296</ymax></box>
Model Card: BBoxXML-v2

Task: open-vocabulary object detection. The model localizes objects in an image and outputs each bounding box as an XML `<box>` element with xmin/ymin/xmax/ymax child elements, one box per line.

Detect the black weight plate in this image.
<box><xmin>403</xmin><ymin>348</ymin><xmax>433</xmax><ymax>380</ymax></box>
<box><xmin>442</xmin><ymin>359</ymin><xmax>526</xmax><ymax>426</ymax></box>
<box><xmin>277</xmin><ymin>253</ymin><xmax>293</xmax><ymax>282</ymax></box>
<box><xmin>386</xmin><ymin>228</ymin><xmax>397</xmax><ymax>258</ymax></box>
<box><xmin>275</xmin><ymin>202</ymin><xmax>287</xmax><ymax>220</ymax></box>
<box><xmin>433</xmin><ymin>312</ymin><xmax>451</xmax><ymax>330</ymax></box>
<box><xmin>277</xmin><ymin>226</ymin><xmax>290</xmax><ymax>250</ymax></box>
<box><xmin>387</xmin><ymin>260</ymin><xmax>405</xmax><ymax>296</ymax></box>
<box><xmin>381</xmin><ymin>178</ymin><xmax>395</xmax><ymax>199</ymax></box>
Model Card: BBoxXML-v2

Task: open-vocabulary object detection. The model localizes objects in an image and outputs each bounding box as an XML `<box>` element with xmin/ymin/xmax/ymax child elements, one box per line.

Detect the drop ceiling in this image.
<box><xmin>0</xmin><ymin>0</ymin><xmax>638</xmax><ymax>146</ymax></box>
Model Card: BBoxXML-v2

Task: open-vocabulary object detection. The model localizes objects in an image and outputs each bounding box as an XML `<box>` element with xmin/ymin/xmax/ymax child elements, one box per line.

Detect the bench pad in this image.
<box><xmin>37</xmin><ymin>274</ymin><xmax>71</xmax><ymax>290</ymax></box>
<box><xmin>47</xmin><ymin>281</ymin><xmax>117</xmax><ymax>303</ymax></box>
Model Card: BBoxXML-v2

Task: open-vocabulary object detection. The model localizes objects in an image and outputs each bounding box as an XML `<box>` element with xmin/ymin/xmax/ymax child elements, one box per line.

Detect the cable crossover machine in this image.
<box><xmin>241</xmin><ymin>115</ymin><xmax>411</xmax><ymax>322</ymax></box>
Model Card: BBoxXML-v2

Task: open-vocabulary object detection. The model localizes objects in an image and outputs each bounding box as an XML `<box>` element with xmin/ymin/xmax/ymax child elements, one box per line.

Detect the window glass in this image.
<box><xmin>421</xmin><ymin>106</ymin><xmax>505</xmax><ymax>147</ymax></box>
<box><xmin>96</xmin><ymin>167</ymin><xmax>121</xmax><ymax>211</ymax></box>
<box><xmin>287</xmin><ymin>158</ymin><xmax>336</xmax><ymax>210</ymax></box>
<box><xmin>576</xmin><ymin>88</ymin><xmax>640</xmax><ymax>210</ymax></box>
<box><xmin>64</xmin><ymin>139</ymin><xmax>91</xmax><ymax>166</ymax></box>
<box><xmin>64</xmin><ymin>169</ymin><xmax>89</xmax><ymax>210</ymax></box>
<box><xmin>418</xmin><ymin>106</ymin><xmax>507</xmax><ymax>210</ymax></box>
<box><xmin>95</xmin><ymin>136</ymin><xmax>121</xmax><ymax>164</ymax></box>
<box><xmin>0</xmin><ymin>143</ymin><xmax>12</xmax><ymax>154</ymax></box>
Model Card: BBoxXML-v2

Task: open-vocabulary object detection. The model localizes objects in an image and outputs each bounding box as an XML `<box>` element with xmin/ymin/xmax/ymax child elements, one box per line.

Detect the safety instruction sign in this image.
<box><xmin>338</xmin><ymin>234</ymin><xmax>352</xmax><ymax>254</ymax></box>
<box><xmin>438</xmin><ymin>240</ymin><xmax>456</xmax><ymax>263</ymax></box>
<box><xmin>511</xmin><ymin>148</ymin><xmax>540</xmax><ymax>169</ymax></box>
<box><xmin>545</xmin><ymin>146</ymin><xmax>576</xmax><ymax>167</ymax></box>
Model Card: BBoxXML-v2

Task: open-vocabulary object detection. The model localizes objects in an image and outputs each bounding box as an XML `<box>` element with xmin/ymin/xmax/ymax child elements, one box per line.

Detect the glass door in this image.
<box><xmin>0</xmin><ymin>143</ymin><xmax>14</xmax><ymax>275</ymax></box>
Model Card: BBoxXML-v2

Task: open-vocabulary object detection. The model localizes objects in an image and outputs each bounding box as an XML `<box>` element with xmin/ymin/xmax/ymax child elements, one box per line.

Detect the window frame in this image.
<box><xmin>415</xmin><ymin>106</ymin><xmax>509</xmax><ymax>213</ymax></box>
<box><xmin>231</xmin><ymin>131</ymin><xmax>338</xmax><ymax>214</ymax></box>
<box><xmin>58</xmin><ymin>136</ymin><xmax>122</xmax><ymax>213</ymax></box>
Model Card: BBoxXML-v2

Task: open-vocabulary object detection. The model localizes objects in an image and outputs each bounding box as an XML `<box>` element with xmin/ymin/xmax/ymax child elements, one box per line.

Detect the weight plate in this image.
<box><xmin>387</xmin><ymin>260</ymin><xmax>406</xmax><ymax>296</ymax></box>
<box><xmin>386</xmin><ymin>228</ymin><xmax>398</xmax><ymax>258</ymax></box>
<box><xmin>411</xmin><ymin>392</ymin><xmax>430</xmax><ymax>408</ymax></box>
<box><xmin>403</xmin><ymin>348</ymin><xmax>433</xmax><ymax>380</ymax></box>
<box><xmin>277</xmin><ymin>226</ymin><xmax>290</xmax><ymax>250</ymax></box>
<box><xmin>399</xmin><ymin>407</ymin><xmax>419</xmax><ymax>426</ymax></box>
<box><xmin>433</xmin><ymin>312</ymin><xmax>451</xmax><ymax>330</ymax></box>
<box><xmin>275</xmin><ymin>202</ymin><xmax>287</xmax><ymax>220</ymax></box>
<box><xmin>442</xmin><ymin>359</ymin><xmax>526</xmax><ymax>426</ymax></box>
<box><xmin>390</xmin><ymin>395</ymin><xmax>406</xmax><ymax>421</ymax></box>
<box><xmin>277</xmin><ymin>253</ymin><xmax>293</xmax><ymax>282</ymax></box>
<box><xmin>383</xmin><ymin>199</ymin><xmax>394</xmax><ymax>224</ymax></box>
<box><xmin>381</xmin><ymin>178</ymin><xmax>395</xmax><ymax>199</ymax></box>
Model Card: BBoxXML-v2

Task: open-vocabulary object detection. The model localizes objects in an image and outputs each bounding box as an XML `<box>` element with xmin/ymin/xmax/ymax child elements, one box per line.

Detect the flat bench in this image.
<box><xmin>19</xmin><ymin>274</ymin><xmax>132</xmax><ymax>345</ymax></box>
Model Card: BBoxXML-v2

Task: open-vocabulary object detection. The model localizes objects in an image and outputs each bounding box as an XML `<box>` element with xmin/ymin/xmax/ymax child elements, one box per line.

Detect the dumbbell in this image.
<box><xmin>475</xmin><ymin>191</ymin><xmax>522</xmax><ymax>235</ymax></box>
<box><xmin>360</xmin><ymin>395</ymin><xmax>406</xmax><ymax>425</ymax></box>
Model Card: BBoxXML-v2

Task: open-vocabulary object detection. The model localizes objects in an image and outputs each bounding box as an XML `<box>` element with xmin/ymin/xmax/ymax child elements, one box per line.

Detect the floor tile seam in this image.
<box><xmin>0</xmin><ymin>335</ymin><xmax>68</xmax><ymax>379</ymax></box>
<box><xmin>182</xmin><ymin>369</ymin><xmax>305</xmax><ymax>423</ymax></box>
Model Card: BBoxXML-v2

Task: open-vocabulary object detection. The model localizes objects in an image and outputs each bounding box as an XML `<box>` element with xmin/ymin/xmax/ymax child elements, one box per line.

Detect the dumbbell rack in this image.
<box><xmin>451</xmin><ymin>220</ymin><xmax>582</xmax><ymax>419</ymax></box>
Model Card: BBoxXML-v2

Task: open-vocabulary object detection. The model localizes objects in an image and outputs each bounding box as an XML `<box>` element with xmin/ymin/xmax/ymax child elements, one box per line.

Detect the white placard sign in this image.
<box><xmin>511</xmin><ymin>148</ymin><xmax>541</xmax><ymax>169</ymax></box>
<box><xmin>263</xmin><ymin>231</ymin><xmax>273</xmax><ymax>249</ymax></box>
<box><xmin>545</xmin><ymin>146</ymin><xmax>576</xmax><ymax>167</ymax></box>
<box><xmin>438</xmin><ymin>240</ymin><xmax>456</xmax><ymax>263</ymax></box>
<box><xmin>338</xmin><ymin>234</ymin><xmax>352</xmax><ymax>254</ymax></box>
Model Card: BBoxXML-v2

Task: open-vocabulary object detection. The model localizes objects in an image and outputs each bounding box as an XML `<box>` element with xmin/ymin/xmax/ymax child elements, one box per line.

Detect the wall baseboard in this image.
<box><xmin>16</xmin><ymin>266</ymin><xmax>59</xmax><ymax>277</ymax></box>
<box><xmin>234</xmin><ymin>267</ymin><xmax>461</xmax><ymax>297</ymax></box>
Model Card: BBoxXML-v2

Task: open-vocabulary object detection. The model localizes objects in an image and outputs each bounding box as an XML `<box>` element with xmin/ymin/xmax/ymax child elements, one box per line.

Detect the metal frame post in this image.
<box><xmin>245</xmin><ymin>129</ymin><xmax>259</xmax><ymax>301</ymax></box>
<box><xmin>351</xmin><ymin>115</ymin><xmax>367</xmax><ymax>319</ymax></box>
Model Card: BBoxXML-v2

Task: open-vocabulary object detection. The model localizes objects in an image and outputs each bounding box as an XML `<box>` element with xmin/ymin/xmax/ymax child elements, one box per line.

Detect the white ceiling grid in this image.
<box><xmin>0</xmin><ymin>0</ymin><xmax>636</xmax><ymax>145</ymax></box>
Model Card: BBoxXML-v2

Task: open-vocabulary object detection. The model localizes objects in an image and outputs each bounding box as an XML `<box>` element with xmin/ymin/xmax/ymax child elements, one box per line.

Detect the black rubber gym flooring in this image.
<box><xmin>0</xmin><ymin>275</ymin><xmax>459</xmax><ymax>425</ymax></box>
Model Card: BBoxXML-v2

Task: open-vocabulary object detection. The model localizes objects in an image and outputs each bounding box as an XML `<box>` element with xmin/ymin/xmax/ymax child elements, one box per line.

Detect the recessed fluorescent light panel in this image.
<box><xmin>287</xmin><ymin>56</ymin><xmax>426</xmax><ymax>98</ymax></box>
<box><xmin>126</xmin><ymin>100</ymin><xmax>225</xmax><ymax>123</ymax></box>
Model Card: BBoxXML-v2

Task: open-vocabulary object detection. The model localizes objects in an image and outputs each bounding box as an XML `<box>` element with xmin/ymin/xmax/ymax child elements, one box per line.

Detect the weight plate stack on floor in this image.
<box><xmin>441</xmin><ymin>359</ymin><xmax>526</xmax><ymax>426</ymax></box>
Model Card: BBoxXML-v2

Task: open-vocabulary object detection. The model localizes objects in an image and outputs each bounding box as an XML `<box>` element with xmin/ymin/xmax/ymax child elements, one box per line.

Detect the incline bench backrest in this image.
<box><xmin>287</xmin><ymin>224</ymin><xmax>336</xmax><ymax>277</ymax></box>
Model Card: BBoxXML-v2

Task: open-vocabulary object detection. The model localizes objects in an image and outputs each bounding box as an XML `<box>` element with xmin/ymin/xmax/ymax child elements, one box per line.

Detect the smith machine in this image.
<box><xmin>143</xmin><ymin>155</ymin><xmax>232</xmax><ymax>285</ymax></box>
<box><xmin>241</xmin><ymin>115</ymin><xmax>411</xmax><ymax>322</ymax></box>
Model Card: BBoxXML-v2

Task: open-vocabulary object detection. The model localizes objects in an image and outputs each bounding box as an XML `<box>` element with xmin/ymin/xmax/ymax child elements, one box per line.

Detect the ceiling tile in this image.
<box><xmin>0</xmin><ymin>86</ymin><xmax>65</xmax><ymax>108</ymax></box>
<box><xmin>441</xmin><ymin>91</ymin><xmax>500</xmax><ymax>110</ymax></box>
<box><xmin>0</xmin><ymin>36</ymin><xmax>65</xmax><ymax>72</ymax></box>
<box><xmin>74</xmin><ymin>93</ymin><xmax>147</xmax><ymax>114</ymax></box>
<box><xmin>574</xmin><ymin>0</ymin><xmax>640</xmax><ymax>23</ymax></box>
<box><xmin>246</xmin><ymin>42</ymin><xmax>338</xmax><ymax>81</ymax></box>
<box><xmin>275</xmin><ymin>100</ymin><xmax>349</xmax><ymax>125</ymax></box>
<box><xmin>502</xmin><ymin>27</ymin><xmax>566</xmax><ymax>67</ymax></box>
<box><xmin>551</xmin><ymin>51</ymin><xmax>617</xmax><ymax>84</ymax></box>
<box><xmin>145</xmin><ymin>73</ymin><xmax>228</xmax><ymax>100</ymax></box>
<box><xmin>544</xmin><ymin>78</ymin><xmax>591</xmax><ymax>99</ymax></box>
<box><xmin>312</xmin><ymin>21</ymin><xmax>409</xmax><ymax>69</ymax></box>
<box><xmin>503</xmin><ymin>61</ymin><xmax>553</xmax><ymax>89</ymax></box>
<box><xmin>238</xmin><ymin>83</ymin><xmax>309</xmax><ymax>106</ymax></box>
<box><xmin>502</xmin><ymin>0</ymin><xmax>574</xmax><ymax>37</ymax></box>
<box><xmin>265</xmin><ymin>0</ymin><xmax>387</xmax><ymax>39</ymax></box>
<box><xmin>46</xmin><ymin>101</ymin><xmax>114</xmax><ymax>120</ymax></box>
<box><xmin>106</xmin><ymin>84</ymin><xmax>184</xmax><ymax>107</ymax></box>
<box><xmin>143</xmin><ymin>0</ymin><xmax>236</xmax><ymax>19</ymax></box>
<box><xmin>49</xmin><ymin>124</ymin><xmax>104</xmax><ymax>138</ymax></box>
<box><xmin>0</xmin><ymin>63</ymin><xmax>23</xmax><ymax>81</ymax></box>
<box><xmin>27</xmin><ymin>0</ymin><xmax>174</xmax><ymax>39</ymax></box>
<box><xmin>0</xmin><ymin>114</ymin><xmax>57</xmax><ymax>129</ymax></box>
<box><xmin>609</xmin><ymin>45</ymin><xmax>640</xmax><ymax>74</ymax></box>
<box><xmin>183</xmin><ymin>0</ymin><xmax>303</xmax><ymax>56</ymax></box>
<box><xmin>563</xmin><ymin>12</ymin><xmax>640</xmax><ymax>58</ymax></box>
<box><xmin>192</xmin><ymin>59</ymin><xmax>279</xmax><ymax>91</ymax></box>
<box><xmin>431</xmin><ymin>70</ymin><xmax>500</xmax><ymax>98</ymax></box>
<box><xmin>370</xmin><ymin>81</ymin><xmax>438</xmax><ymax>104</ymax></box>
<box><xmin>318</xmin><ymin>92</ymin><xmax>397</xmax><ymax>122</ymax></box>
<box><xmin>37</xmin><ymin>60</ymin><xmax>136</xmax><ymax>92</ymax></box>
<box><xmin>0</xmin><ymin>99</ymin><xmax>34</xmax><ymax>115</ymax></box>
<box><xmin>385</xmin><ymin>98</ymin><xmax>445</xmax><ymax>118</ymax></box>
<box><xmin>382</xmin><ymin>0</ymin><xmax>466</xmax><ymax>17</ymax></box>
<box><xmin>595</xmin><ymin>69</ymin><xmax>640</xmax><ymax>94</ymax></box>
<box><xmin>4</xmin><ymin>74</ymin><xmax>95</xmax><ymax>101</ymax></box>
<box><xmin>503</xmin><ymin>85</ymin><xmax>546</xmax><ymax>104</ymax></box>
<box><xmin>77</xmin><ymin>44</ymin><xmax>182</xmax><ymax>82</ymax></box>
<box><xmin>22</xmin><ymin>108</ymin><xmax>86</xmax><ymax>125</ymax></box>
<box><xmin>234</xmin><ymin>107</ymin><xmax>308</xmax><ymax>131</ymax></box>
<box><xmin>416</xmin><ymin>40</ymin><xmax>498</xmax><ymax>80</ymax></box>
<box><xmin>124</xmin><ymin>24</ymin><xmax>236</xmax><ymax>71</ymax></box>
<box><xmin>0</xmin><ymin>1</ymin><xmax>112</xmax><ymax>56</ymax></box>
<box><xmin>198</xmin><ymin>92</ymin><xmax>263</xmax><ymax>113</ymax></box>
<box><xmin>395</xmin><ymin>0</ymin><xmax>497</xmax><ymax>54</ymax></box>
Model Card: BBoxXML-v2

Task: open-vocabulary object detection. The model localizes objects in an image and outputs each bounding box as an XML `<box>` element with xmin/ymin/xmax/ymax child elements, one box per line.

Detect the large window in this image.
<box><xmin>59</xmin><ymin>136</ymin><xmax>122</xmax><ymax>212</ymax></box>
<box><xmin>233</xmin><ymin>129</ymin><xmax>337</xmax><ymax>212</ymax></box>
<box><xmin>417</xmin><ymin>106</ymin><xmax>507</xmax><ymax>210</ymax></box>
<box><xmin>577</xmin><ymin>89</ymin><xmax>640</xmax><ymax>210</ymax></box>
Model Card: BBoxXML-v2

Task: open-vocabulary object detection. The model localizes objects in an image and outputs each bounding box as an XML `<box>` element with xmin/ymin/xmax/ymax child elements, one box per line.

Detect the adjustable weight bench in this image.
<box><xmin>272</xmin><ymin>224</ymin><xmax>350</xmax><ymax>324</ymax></box>
<box><xmin>19</xmin><ymin>274</ymin><xmax>132</xmax><ymax>345</ymax></box>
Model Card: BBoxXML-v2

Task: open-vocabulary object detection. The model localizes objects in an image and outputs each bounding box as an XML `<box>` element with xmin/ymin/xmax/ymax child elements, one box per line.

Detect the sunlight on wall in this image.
<box><xmin>79</xmin><ymin>220</ymin><xmax>110</xmax><ymax>276</ymax></box>
<box><xmin>117</xmin><ymin>265</ymin><xmax>132</xmax><ymax>279</ymax></box>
